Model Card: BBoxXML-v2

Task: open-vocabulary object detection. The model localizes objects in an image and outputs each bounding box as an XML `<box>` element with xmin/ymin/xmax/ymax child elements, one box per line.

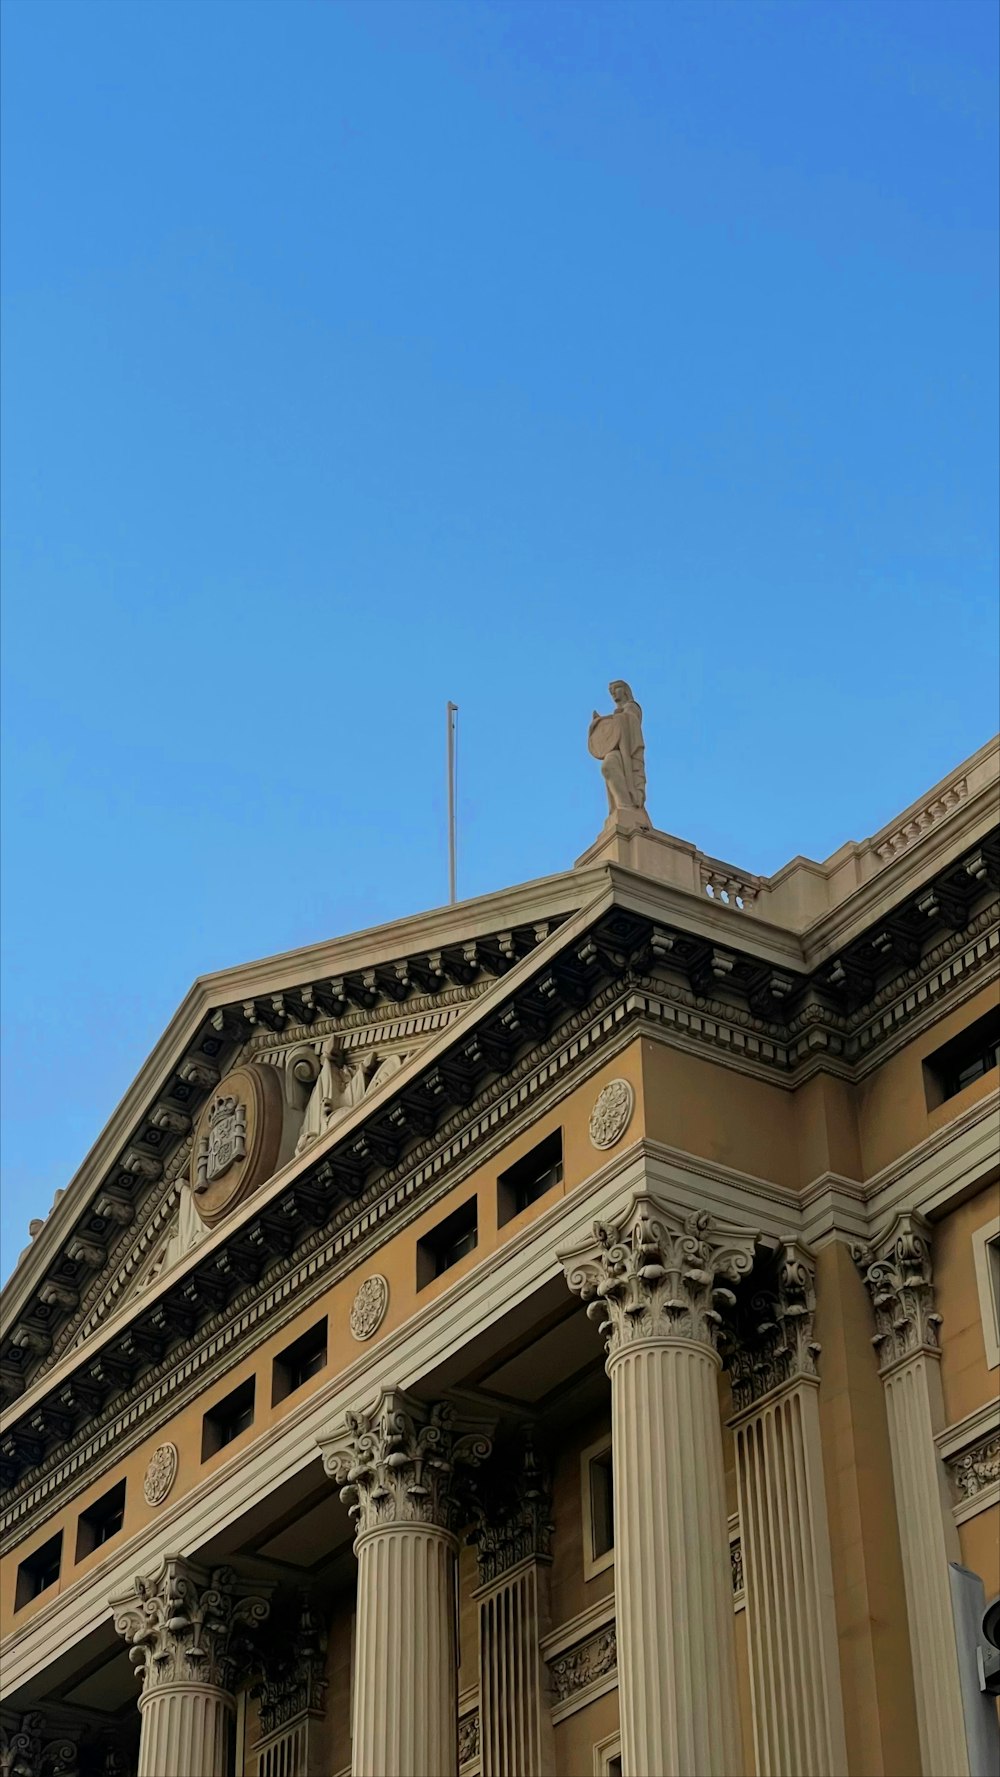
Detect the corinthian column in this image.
<box><xmin>726</xmin><ymin>1243</ymin><xmax>848</xmax><ymax>1777</ymax></box>
<box><xmin>559</xmin><ymin>1196</ymin><xmax>757</xmax><ymax>1777</ymax></box>
<box><xmin>319</xmin><ymin>1388</ymin><xmax>493</xmax><ymax>1777</ymax></box>
<box><xmin>855</xmin><ymin>1213</ymin><xmax>970</xmax><ymax>1777</ymax></box>
<box><xmin>110</xmin><ymin>1557</ymin><xmax>271</xmax><ymax>1777</ymax></box>
<box><xmin>470</xmin><ymin>1436</ymin><xmax>555</xmax><ymax>1777</ymax></box>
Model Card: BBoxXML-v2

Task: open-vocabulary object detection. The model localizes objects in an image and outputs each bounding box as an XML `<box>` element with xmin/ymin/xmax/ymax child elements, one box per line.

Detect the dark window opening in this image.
<box><xmin>497</xmin><ymin>1130</ymin><xmax>563</xmax><ymax>1226</ymax></box>
<box><xmin>16</xmin><ymin>1531</ymin><xmax>63</xmax><ymax>1609</ymax></box>
<box><xmin>76</xmin><ymin>1479</ymin><xmax>126</xmax><ymax>1559</ymax></box>
<box><xmin>924</xmin><ymin>1009</ymin><xmax>1000</xmax><ymax>1107</ymax></box>
<box><xmin>607</xmin><ymin>1758</ymin><xmax>623</xmax><ymax>1777</ymax></box>
<box><xmin>272</xmin><ymin>1318</ymin><xmax>328</xmax><ymax>1405</ymax></box>
<box><xmin>417</xmin><ymin>1197</ymin><xmax>478</xmax><ymax>1289</ymax></box>
<box><xmin>202</xmin><ymin>1377</ymin><xmax>256</xmax><ymax>1459</ymax></box>
<box><xmin>589</xmin><ymin>1447</ymin><xmax>614</xmax><ymax>1559</ymax></box>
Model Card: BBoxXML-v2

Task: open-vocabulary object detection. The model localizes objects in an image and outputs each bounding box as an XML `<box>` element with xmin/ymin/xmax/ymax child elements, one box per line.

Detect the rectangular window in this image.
<box><xmin>416</xmin><ymin>1197</ymin><xmax>478</xmax><ymax>1290</ymax></box>
<box><xmin>272</xmin><ymin>1318</ymin><xmax>328</xmax><ymax>1405</ymax></box>
<box><xmin>497</xmin><ymin>1130</ymin><xmax>563</xmax><ymax>1226</ymax></box>
<box><xmin>973</xmin><ymin>1216</ymin><xmax>1000</xmax><ymax>1370</ymax></box>
<box><xmin>15</xmin><ymin>1531</ymin><xmax>62</xmax><ymax>1610</ymax></box>
<box><xmin>202</xmin><ymin>1377</ymin><xmax>256</xmax><ymax>1459</ymax></box>
<box><xmin>924</xmin><ymin>1009</ymin><xmax>1000</xmax><ymax>1108</ymax></box>
<box><xmin>76</xmin><ymin>1479</ymin><xmax>126</xmax><ymax>1559</ymax></box>
<box><xmin>581</xmin><ymin>1436</ymin><xmax>615</xmax><ymax>1579</ymax></box>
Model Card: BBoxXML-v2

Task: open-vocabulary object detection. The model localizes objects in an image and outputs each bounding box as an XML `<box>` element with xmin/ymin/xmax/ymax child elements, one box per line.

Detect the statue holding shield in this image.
<box><xmin>588</xmin><ymin>681</ymin><xmax>651</xmax><ymax>830</ymax></box>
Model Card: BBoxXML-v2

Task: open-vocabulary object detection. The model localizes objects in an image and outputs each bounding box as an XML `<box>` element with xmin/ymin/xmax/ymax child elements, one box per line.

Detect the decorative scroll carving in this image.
<box><xmin>142</xmin><ymin>1442</ymin><xmax>178</xmax><ymax>1507</ymax></box>
<box><xmin>458</xmin><ymin>1708</ymin><xmax>480</xmax><ymax>1768</ymax></box>
<box><xmin>110</xmin><ymin>1557</ymin><xmax>270</xmax><ymax>1694</ymax></box>
<box><xmin>469</xmin><ymin>1435</ymin><xmax>553</xmax><ymax>1586</ymax></box>
<box><xmin>252</xmin><ymin>1595</ymin><xmax>328</xmax><ymax>1735</ymax></box>
<box><xmin>588</xmin><ymin>1079</ymin><xmax>634</xmax><ymax>1150</ymax></box>
<box><xmin>947</xmin><ymin>1433</ymin><xmax>1000</xmax><ymax>1500</ymax></box>
<box><xmin>854</xmin><ymin>1211</ymin><xmax>941</xmax><ymax>1371</ymax></box>
<box><xmin>549</xmin><ymin>1625</ymin><xmax>617</xmax><ymax>1704</ymax></box>
<box><xmin>559</xmin><ymin>1194</ymin><xmax>759</xmax><ymax>1355</ymax></box>
<box><xmin>0</xmin><ymin>1714</ymin><xmax>78</xmax><ymax>1777</ymax></box>
<box><xmin>318</xmin><ymin>1388</ymin><xmax>493</xmax><ymax>1536</ymax></box>
<box><xmin>349</xmin><ymin>1274</ymin><xmax>389</xmax><ymax>1341</ymax></box>
<box><xmin>724</xmin><ymin>1242</ymin><xmax>821</xmax><ymax>1412</ymax></box>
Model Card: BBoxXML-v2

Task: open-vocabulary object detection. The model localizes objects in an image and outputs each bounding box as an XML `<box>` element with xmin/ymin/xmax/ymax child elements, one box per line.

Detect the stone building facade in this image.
<box><xmin>1</xmin><ymin>729</ymin><xmax>998</xmax><ymax>1777</ymax></box>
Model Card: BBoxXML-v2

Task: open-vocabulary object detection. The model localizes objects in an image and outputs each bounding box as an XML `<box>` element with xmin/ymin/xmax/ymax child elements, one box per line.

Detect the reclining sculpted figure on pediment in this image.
<box><xmin>294</xmin><ymin>1041</ymin><xmax>406</xmax><ymax>1156</ymax></box>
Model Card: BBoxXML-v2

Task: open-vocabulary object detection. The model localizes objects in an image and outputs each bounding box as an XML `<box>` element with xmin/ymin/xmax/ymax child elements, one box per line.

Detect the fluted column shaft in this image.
<box><xmin>137</xmin><ymin>1683</ymin><xmax>232</xmax><ymax>1777</ymax></box>
<box><xmin>111</xmin><ymin>1557</ymin><xmax>270</xmax><ymax>1777</ymax></box>
<box><xmin>733</xmin><ymin>1380</ymin><xmax>847</xmax><ymax>1777</ymax></box>
<box><xmin>477</xmin><ymin>1558</ymin><xmax>554</xmax><ymax>1777</ymax></box>
<box><xmin>856</xmin><ymin>1213</ymin><xmax>970</xmax><ymax>1777</ymax></box>
<box><xmin>560</xmin><ymin>1194</ymin><xmax>758</xmax><ymax>1777</ymax></box>
<box><xmin>353</xmin><ymin>1521</ymin><xmax>457</xmax><ymax>1777</ymax></box>
<box><xmin>319</xmin><ymin>1387</ymin><xmax>493</xmax><ymax>1777</ymax></box>
<box><xmin>611</xmin><ymin>1334</ymin><xmax>742</xmax><ymax>1777</ymax></box>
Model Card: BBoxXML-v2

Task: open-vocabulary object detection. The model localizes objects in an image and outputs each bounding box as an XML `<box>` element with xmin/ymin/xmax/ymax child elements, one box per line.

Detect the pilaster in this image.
<box><xmin>470</xmin><ymin>1437</ymin><xmax>555</xmax><ymax>1777</ymax></box>
<box><xmin>319</xmin><ymin>1388</ymin><xmax>493</xmax><ymax>1777</ymax></box>
<box><xmin>726</xmin><ymin>1243</ymin><xmax>848</xmax><ymax>1777</ymax></box>
<box><xmin>855</xmin><ymin>1211</ymin><xmax>970</xmax><ymax>1777</ymax></box>
<box><xmin>560</xmin><ymin>1194</ymin><xmax>756</xmax><ymax>1777</ymax></box>
<box><xmin>110</xmin><ymin>1556</ymin><xmax>271</xmax><ymax>1777</ymax></box>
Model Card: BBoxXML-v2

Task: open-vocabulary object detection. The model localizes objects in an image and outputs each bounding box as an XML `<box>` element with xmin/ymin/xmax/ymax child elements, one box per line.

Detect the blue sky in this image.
<box><xmin>2</xmin><ymin>0</ymin><xmax>997</xmax><ymax>1277</ymax></box>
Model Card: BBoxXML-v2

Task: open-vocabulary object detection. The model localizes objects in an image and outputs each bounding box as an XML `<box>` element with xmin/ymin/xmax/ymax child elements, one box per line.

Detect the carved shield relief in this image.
<box><xmin>190</xmin><ymin>1063</ymin><xmax>283</xmax><ymax>1227</ymax></box>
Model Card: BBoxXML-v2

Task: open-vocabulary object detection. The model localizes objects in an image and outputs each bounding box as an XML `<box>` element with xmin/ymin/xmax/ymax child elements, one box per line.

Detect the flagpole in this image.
<box><xmin>447</xmin><ymin>701</ymin><xmax>458</xmax><ymax>904</ymax></box>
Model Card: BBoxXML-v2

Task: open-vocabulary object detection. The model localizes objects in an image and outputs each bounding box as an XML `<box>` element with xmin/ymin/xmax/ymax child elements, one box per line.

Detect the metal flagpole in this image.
<box><xmin>447</xmin><ymin>701</ymin><xmax>458</xmax><ymax>904</ymax></box>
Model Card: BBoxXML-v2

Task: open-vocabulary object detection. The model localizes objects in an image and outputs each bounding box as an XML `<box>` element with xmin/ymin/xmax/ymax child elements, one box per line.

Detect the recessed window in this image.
<box><xmin>202</xmin><ymin>1377</ymin><xmax>255</xmax><ymax>1459</ymax></box>
<box><xmin>924</xmin><ymin>1009</ymin><xmax>1000</xmax><ymax>1108</ymax></box>
<box><xmin>272</xmin><ymin>1318</ymin><xmax>328</xmax><ymax>1405</ymax></box>
<box><xmin>973</xmin><ymin>1217</ymin><xmax>1000</xmax><ymax>1370</ymax></box>
<box><xmin>76</xmin><ymin>1479</ymin><xmax>126</xmax><ymax>1559</ymax></box>
<box><xmin>416</xmin><ymin>1197</ymin><xmax>478</xmax><ymax>1289</ymax></box>
<box><xmin>581</xmin><ymin>1436</ymin><xmax>615</xmax><ymax>1579</ymax></box>
<box><xmin>16</xmin><ymin>1531</ymin><xmax>62</xmax><ymax>1610</ymax></box>
<box><xmin>497</xmin><ymin>1130</ymin><xmax>563</xmax><ymax>1226</ymax></box>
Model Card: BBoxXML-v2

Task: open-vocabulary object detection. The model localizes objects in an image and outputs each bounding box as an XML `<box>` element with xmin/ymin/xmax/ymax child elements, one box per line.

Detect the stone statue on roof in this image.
<box><xmin>588</xmin><ymin>680</ymin><xmax>651</xmax><ymax>832</ymax></box>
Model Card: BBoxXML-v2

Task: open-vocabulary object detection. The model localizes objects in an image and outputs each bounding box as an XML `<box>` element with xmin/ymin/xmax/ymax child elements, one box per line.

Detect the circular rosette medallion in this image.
<box><xmin>190</xmin><ymin>1062</ymin><xmax>284</xmax><ymax>1227</ymax></box>
<box><xmin>143</xmin><ymin>1442</ymin><xmax>179</xmax><ymax>1506</ymax></box>
<box><xmin>350</xmin><ymin>1274</ymin><xmax>389</xmax><ymax>1341</ymax></box>
<box><xmin>588</xmin><ymin>1078</ymin><xmax>635</xmax><ymax>1150</ymax></box>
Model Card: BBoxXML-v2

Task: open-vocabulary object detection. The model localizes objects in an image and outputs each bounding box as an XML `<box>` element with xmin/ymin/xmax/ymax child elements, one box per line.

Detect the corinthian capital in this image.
<box><xmin>110</xmin><ymin>1557</ymin><xmax>271</xmax><ymax>1695</ymax></box>
<box><xmin>724</xmin><ymin>1241</ymin><xmax>821</xmax><ymax>1412</ymax></box>
<box><xmin>854</xmin><ymin>1211</ymin><xmax>941</xmax><ymax>1372</ymax></box>
<box><xmin>0</xmin><ymin>1713</ymin><xmax>78</xmax><ymax>1777</ymax></box>
<box><xmin>558</xmin><ymin>1194</ymin><xmax>759</xmax><ymax>1356</ymax></box>
<box><xmin>318</xmin><ymin>1387</ymin><xmax>493</xmax><ymax>1537</ymax></box>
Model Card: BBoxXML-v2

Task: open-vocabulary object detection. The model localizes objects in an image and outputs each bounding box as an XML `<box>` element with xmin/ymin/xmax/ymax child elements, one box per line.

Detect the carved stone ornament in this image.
<box><xmin>349</xmin><ymin>1274</ymin><xmax>389</xmax><ymax>1342</ymax></box>
<box><xmin>724</xmin><ymin>1242</ymin><xmax>821</xmax><ymax>1412</ymax></box>
<box><xmin>588</xmin><ymin>1078</ymin><xmax>635</xmax><ymax>1150</ymax></box>
<box><xmin>559</xmin><ymin>1193</ymin><xmax>759</xmax><ymax>1357</ymax></box>
<box><xmin>853</xmin><ymin>1210</ymin><xmax>941</xmax><ymax>1373</ymax></box>
<box><xmin>189</xmin><ymin>1063</ymin><xmax>283</xmax><ymax>1228</ymax></box>
<box><xmin>730</xmin><ymin>1537</ymin><xmax>744</xmax><ymax>1596</ymax></box>
<box><xmin>142</xmin><ymin>1442</ymin><xmax>179</xmax><ymax>1507</ymax></box>
<box><xmin>318</xmin><ymin>1387</ymin><xmax>493</xmax><ymax>1538</ymax></box>
<box><xmin>549</xmin><ymin>1624</ymin><xmax>617</xmax><ymax>1704</ymax></box>
<box><xmin>587</xmin><ymin>680</ymin><xmax>651</xmax><ymax>832</ymax></box>
<box><xmin>0</xmin><ymin>1713</ymin><xmax>79</xmax><ymax>1777</ymax></box>
<box><xmin>110</xmin><ymin>1556</ymin><xmax>271</xmax><ymax>1695</ymax></box>
<box><xmin>458</xmin><ymin>1709</ymin><xmax>480</xmax><ymax>1768</ymax></box>
<box><xmin>252</xmin><ymin>1595</ymin><xmax>328</xmax><ymax>1736</ymax></box>
<box><xmin>469</xmin><ymin>1434</ymin><xmax>553</xmax><ymax>1586</ymax></box>
<box><xmin>948</xmin><ymin>1433</ymin><xmax>1000</xmax><ymax>1501</ymax></box>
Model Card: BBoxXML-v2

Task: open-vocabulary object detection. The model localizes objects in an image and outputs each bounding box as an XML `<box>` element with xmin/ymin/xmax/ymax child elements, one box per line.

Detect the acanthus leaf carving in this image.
<box><xmin>318</xmin><ymin>1388</ymin><xmax>493</xmax><ymax>1537</ymax></box>
<box><xmin>252</xmin><ymin>1594</ymin><xmax>328</xmax><ymax>1736</ymax></box>
<box><xmin>110</xmin><ymin>1557</ymin><xmax>271</xmax><ymax>1695</ymax></box>
<box><xmin>723</xmin><ymin>1241</ymin><xmax>821</xmax><ymax>1411</ymax></box>
<box><xmin>853</xmin><ymin>1211</ymin><xmax>941</xmax><ymax>1372</ymax></box>
<box><xmin>558</xmin><ymin>1193</ymin><xmax>759</xmax><ymax>1355</ymax></box>
<box><xmin>468</xmin><ymin>1433</ymin><xmax>553</xmax><ymax>1586</ymax></box>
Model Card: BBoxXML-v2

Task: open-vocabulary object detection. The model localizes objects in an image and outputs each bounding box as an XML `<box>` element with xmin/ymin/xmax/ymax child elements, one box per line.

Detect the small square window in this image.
<box><xmin>272</xmin><ymin>1318</ymin><xmax>328</xmax><ymax>1405</ymax></box>
<box><xmin>416</xmin><ymin>1198</ymin><xmax>478</xmax><ymax>1290</ymax></box>
<box><xmin>202</xmin><ymin>1377</ymin><xmax>255</xmax><ymax>1460</ymax></box>
<box><xmin>497</xmin><ymin>1131</ymin><xmax>563</xmax><ymax>1226</ymax></box>
<box><xmin>76</xmin><ymin>1479</ymin><xmax>126</xmax><ymax>1559</ymax></box>
<box><xmin>972</xmin><ymin>1216</ymin><xmax>1000</xmax><ymax>1370</ymax></box>
<box><xmin>581</xmin><ymin>1436</ymin><xmax>615</xmax><ymax>1579</ymax></box>
<box><xmin>16</xmin><ymin>1531</ymin><xmax>63</xmax><ymax>1609</ymax></box>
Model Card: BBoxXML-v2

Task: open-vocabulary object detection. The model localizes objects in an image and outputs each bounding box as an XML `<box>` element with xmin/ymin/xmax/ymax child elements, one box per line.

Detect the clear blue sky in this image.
<box><xmin>2</xmin><ymin>0</ymin><xmax>997</xmax><ymax>1278</ymax></box>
